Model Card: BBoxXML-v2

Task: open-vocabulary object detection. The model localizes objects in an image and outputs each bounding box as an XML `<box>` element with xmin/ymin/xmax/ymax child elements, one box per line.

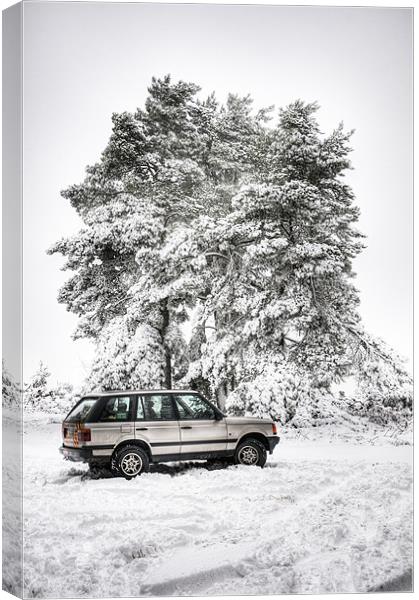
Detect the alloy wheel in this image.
<box><xmin>120</xmin><ymin>452</ymin><xmax>143</xmax><ymax>476</ymax></box>
<box><xmin>238</xmin><ymin>445</ymin><xmax>259</xmax><ymax>465</ymax></box>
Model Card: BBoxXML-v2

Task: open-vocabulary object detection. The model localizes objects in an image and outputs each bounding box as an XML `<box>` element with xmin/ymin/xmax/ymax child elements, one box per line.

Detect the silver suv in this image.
<box><xmin>59</xmin><ymin>390</ymin><xmax>279</xmax><ymax>478</ymax></box>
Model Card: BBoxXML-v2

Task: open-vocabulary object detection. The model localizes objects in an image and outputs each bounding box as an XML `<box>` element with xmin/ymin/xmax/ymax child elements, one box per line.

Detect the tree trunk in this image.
<box><xmin>164</xmin><ymin>347</ymin><xmax>172</xmax><ymax>389</ymax></box>
<box><xmin>217</xmin><ymin>382</ymin><xmax>227</xmax><ymax>412</ymax></box>
<box><xmin>160</xmin><ymin>300</ymin><xmax>172</xmax><ymax>389</ymax></box>
<box><xmin>212</xmin><ymin>310</ymin><xmax>229</xmax><ymax>410</ymax></box>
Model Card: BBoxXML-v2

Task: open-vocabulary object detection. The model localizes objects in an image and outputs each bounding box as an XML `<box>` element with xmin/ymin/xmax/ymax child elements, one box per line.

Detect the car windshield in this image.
<box><xmin>65</xmin><ymin>398</ymin><xmax>97</xmax><ymax>423</ymax></box>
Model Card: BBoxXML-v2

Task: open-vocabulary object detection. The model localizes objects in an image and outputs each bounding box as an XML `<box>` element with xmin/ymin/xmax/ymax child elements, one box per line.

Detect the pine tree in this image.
<box><xmin>49</xmin><ymin>78</ymin><xmax>411</xmax><ymax>426</ymax></box>
<box><xmin>50</xmin><ymin>76</ymin><xmax>267</xmax><ymax>392</ymax></box>
<box><xmin>25</xmin><ymin>362</ymin><xmax>52</xmax><ymax>410</ymax></box>
<box><xmin>173</xmin><ymin>96</ymin><xmax>271</xmax><ymax>406</ymax></box>
<box><xmin>184</xmin><ymin>101</ymin><xmax>365</xmax><ymax>408</ymax></box>
<box><xmin>50</xmin><ymin>76</ymin><xmax>210</xmax><ymax>389</ymax></box>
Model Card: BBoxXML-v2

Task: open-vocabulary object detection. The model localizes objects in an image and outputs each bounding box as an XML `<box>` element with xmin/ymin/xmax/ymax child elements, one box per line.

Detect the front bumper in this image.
<box><xmin>267</xmin><ymin>436</ymin><xmax>280</xmax><ymax>454</ymax></box>
<box><xmin>59</xmin><ymin>445</ymin><xmax>92</xmax><ymax>462</ymax></box>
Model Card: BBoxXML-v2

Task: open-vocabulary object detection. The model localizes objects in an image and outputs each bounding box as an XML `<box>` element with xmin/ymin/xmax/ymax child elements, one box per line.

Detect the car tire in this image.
<box><xmin>234</xmin><ymin>438</ymin><xmax>267</xmax><ymax>467</ymax></box>
<box><xmin>113</xmin><ymin>445</ymin><xmax>149</xmax><ymax>479</ymax></box>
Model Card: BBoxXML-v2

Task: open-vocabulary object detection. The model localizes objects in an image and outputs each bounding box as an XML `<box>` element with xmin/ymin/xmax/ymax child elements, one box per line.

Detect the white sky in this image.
<box><xmin>22</xmin><ymin>2</ymin><xmax>413</xmax><ymax>385</ymax></box>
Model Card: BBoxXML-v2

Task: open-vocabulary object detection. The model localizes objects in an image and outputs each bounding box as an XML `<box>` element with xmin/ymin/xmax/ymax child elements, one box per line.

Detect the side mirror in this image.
<box><xmin>214</xmin><ymin>411</ymin><xmax>224</xmax><ymax>421</ymax></box>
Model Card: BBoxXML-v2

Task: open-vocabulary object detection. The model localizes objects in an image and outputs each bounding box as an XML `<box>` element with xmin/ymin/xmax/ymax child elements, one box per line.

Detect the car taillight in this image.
<box><xmin>63</xmin><ymin>427</ymin><xmax>68</xmax><ymax>438</ymax></box>
<box><xmin>77</xmin><ymin>428</ymin><xmax>91</xmax><ymax>442</ymax></box>
<box><xmin>272</xmin><ymin>423</ymin><xmax>278</xmax><ymax>435</ymax></box>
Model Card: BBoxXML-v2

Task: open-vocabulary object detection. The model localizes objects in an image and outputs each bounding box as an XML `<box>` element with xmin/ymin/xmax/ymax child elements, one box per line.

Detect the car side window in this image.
<box><xmin>141</xmin><ymin>395</ymin><xmax>176</xmax><ymax>421</ymax></box>
<box><xmin>136</xmin><ymin>396</ymin><xmax>145</xmax><ymax>420</ymax></box>
<box><xmin>175</xmin><ymin>394</ymin><xmax>216</xmax><ymax>420</ymax></box>
<box><xmin>99</xmin><ymin>396</ymin><xmax>133</xmax><ymax>422</ymax></box>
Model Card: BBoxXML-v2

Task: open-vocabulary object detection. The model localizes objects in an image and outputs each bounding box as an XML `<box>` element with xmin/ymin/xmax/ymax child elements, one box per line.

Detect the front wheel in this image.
<box><xmin>234</xmin><ymin>439</ymin><xmax>267</xmax><ymax>468</ymax></box>
<box><xmin>113</xmin><ymin>445</ymin><xmax>149</xmax><ymax>479</ymax></box>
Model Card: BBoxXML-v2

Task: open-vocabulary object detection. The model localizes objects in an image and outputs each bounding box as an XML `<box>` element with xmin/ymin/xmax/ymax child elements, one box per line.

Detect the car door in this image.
<box><xmin>89</xmin><ymin>395</ymin><xmax>136</xmax><ymax>454</ymax></box>
<box><xmin>174</xmin><ymin>393</ymin><xmax>228</xmax><ymax>455</ymax></box>
<box><xmin>135</xmin><ymin>394</ymin><xmax>181</xmax><ymax>457</ymax></box>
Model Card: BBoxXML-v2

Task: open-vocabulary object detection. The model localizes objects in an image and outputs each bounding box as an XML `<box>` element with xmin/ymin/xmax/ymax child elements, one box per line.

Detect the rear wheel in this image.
<box><xmin>113</xmin><ymin>445</ymin><xmax>149</xmax><ymax>479</ymax></box>
<box><xmin>234</xmin><ymin>438</ymin><xmax>267</xmax><ymax>468</ymax></box>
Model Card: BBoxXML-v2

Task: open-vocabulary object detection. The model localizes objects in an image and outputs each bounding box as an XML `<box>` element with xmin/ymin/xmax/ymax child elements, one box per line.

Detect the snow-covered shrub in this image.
<box><xmin>351</xmin><ymin>338</ymin><xmax>413</xmax><ymax>426</ymax></box>
<box><xmin>289</xmin><ymin>388</ymin><xmax>339</xmax><ymax>428</ymax></box>
<box><xmin>345</xmin><ymin>390</ymin><xmax>412</xmax><ymax>427</ymax></box>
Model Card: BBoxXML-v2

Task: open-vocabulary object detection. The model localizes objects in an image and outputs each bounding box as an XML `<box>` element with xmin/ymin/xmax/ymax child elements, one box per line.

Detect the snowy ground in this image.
<box><xmin>4</xmin><ymin>416</ymin><xmax>413</xmax><ymax>597</ymax></box>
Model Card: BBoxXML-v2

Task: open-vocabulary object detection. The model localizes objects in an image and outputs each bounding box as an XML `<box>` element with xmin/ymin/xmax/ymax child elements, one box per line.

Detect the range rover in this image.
<box><xmin>60</xmin><ymin>390</ymin><xmax>279</xmax><ymax>478</ymax></box>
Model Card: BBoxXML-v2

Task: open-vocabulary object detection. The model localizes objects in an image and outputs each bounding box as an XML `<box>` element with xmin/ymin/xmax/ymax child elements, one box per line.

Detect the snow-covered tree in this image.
<box><xmin>51</xmin><ymin>381</ymin><xmax>79</xmax><ymax>416</ymax></box>
<box><xmin>51</xmin><ymin>76</ymin><xmax>267</xmax><ymax>392</ymax></box>
<box><xmin>22</xmin><ymin>363</ymin><xmax>76</xmax><ymax>415</ymax></box>
<box><xmin>183</xmin><ymin>101</ymin><xmax>365</xmax><ymax>410</ymax></box>
<box><xmin>24</xmin><ymin>362</ymin><xmax>53</xmax><ymax>410</ymax></box>
<box><xmin>350</xmin><ymin>335</ymin><xmax>412</xmax><ymax>425</ymax></box>
<box><xmin>49</xmin><ymin>76</ymin><xmax>208</xmax><ymax>388</ymax></box>
<box><xmin>49</xmin><ymin>77</ymin><xmax>411</xmax><ymax>426</ymax></box>
<box><xmin>2</xmin><ymin>361</ymin><xmax>20</xmax><ymax>408</ymax></box>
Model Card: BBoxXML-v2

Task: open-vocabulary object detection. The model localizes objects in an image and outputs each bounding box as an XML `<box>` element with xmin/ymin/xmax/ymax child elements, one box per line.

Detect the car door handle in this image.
<box><xmin>136</xmin><ymin>427</ymin><xmax>148</xmax><ymax>431</ymax></box>
<box><xmin>181</xmin><ymin>426</ymin><xmax>193</xmax><ymax>429</ymax></box>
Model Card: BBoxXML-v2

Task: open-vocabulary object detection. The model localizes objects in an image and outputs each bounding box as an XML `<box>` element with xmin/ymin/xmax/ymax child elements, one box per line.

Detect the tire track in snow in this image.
<box><xmin>139</xmin><ymin>459</ymin><xmax>412</xmax><ymax>596</ymax></box>
<box><xmin>20</xmin><ymin>423</ymin><xmax>412</xmax><ymax>597</ymax></box>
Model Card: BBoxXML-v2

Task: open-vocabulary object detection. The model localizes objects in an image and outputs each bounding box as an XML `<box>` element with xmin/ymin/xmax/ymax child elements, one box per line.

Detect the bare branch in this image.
<box><xmin>205</xmin><ymin>252</ymin><xmax>230</xmax><ymax>261</ymax></box>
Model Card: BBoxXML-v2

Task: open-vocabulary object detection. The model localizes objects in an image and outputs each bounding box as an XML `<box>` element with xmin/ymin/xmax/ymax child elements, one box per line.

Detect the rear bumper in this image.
<box><xmin>267</xmin><ymin>436</ymin><xmax>280</xmax><ymax>454</ymax></box>
<box><xmin>59</xmin><ymin>445</ymin><xmax>92</xmax><ymax>462</ymax></box>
